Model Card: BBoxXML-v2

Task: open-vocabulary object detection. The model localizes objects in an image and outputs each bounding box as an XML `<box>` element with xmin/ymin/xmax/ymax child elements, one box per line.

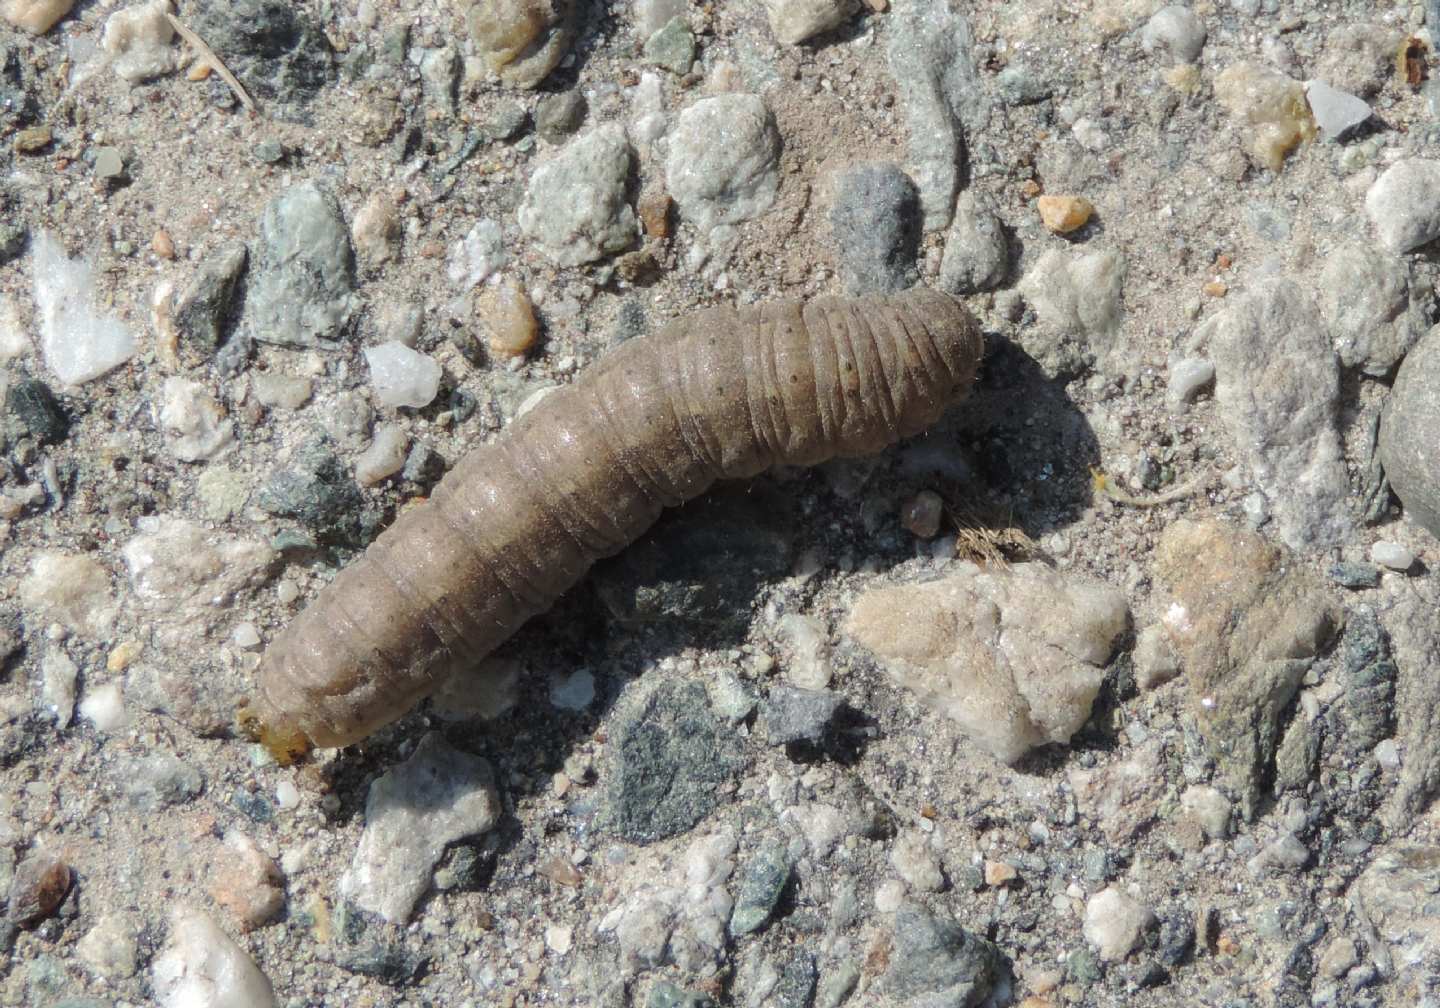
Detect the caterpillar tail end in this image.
<box><xmin>237</xmin><ymin>697</ymin><xmax>314</xmax><ymax>766</ymax></box>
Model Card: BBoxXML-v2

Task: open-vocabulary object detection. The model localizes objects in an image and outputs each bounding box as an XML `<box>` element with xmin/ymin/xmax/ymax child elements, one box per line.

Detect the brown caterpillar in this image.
<box><xmin>247</xmin><ymin>289</ymin><xmax>982</xmax><ymax>754</ymax></box>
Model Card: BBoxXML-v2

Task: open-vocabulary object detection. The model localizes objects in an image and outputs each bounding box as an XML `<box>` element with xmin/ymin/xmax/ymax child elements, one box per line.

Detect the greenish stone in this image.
<box><xmin>644</xmin><ymin>16</ymin><xmax>695</xmax><ymax>74</ymax></box>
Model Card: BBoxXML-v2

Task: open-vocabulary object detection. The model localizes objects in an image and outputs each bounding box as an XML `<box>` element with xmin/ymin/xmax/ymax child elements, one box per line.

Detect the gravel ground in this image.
<box><xmin>2</xmin><ymin>1</ymin><xmax>1439</xmax><ymax>1006</ymax></box>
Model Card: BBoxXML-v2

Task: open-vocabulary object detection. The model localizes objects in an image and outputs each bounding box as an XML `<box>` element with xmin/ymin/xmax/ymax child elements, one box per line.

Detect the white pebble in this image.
<box><xmin>874</xmin><ymin>878</ymin><xmax>907</xmax><ymax>913</ymax></box>
<box><xmin>1366</xmin><ymin>159</ymin><xmax>1440</xmax><ymax>254</ymax></box>
<box><xmin>0</xmin><ymin>294</ymin><xmax>28</xmax><ymax>362</ymax></box>
<box><xmin>152</xmin><ymin>907</ymin><xmax>277</xmax><ymax>1008</ymax></box>
<box><xmin>355</xmin><ymin>423</ymin><xmax>410</xmax><ymax>486</ymax></box>
<box><xmin>158</xmin><ymin>377</ymin><xmax>236</xmax><ymax>461</ymax></box>
<box><xmin>101</xmin><ymin>0</ymin><xmax>177</xmax><ymax>83</ymax></box>
<box><xmin>364</xmin><ymin>342</ymin><xmax>442</xmax><ymax>409</ymax></box>
<box><xmin>275</xmin><ymin>779</ymin><xmax>301</xmax><ymax>810</ymax></box>
<box><xmin>1373</xmin><ymin>738</ymin><xmax>1401</xmax><ymax>771</ymax></box>
<box><xmin>78</xmin><ymin>682</ymin><xmax>128</xmax><ymax>732</ymax></box>
<box><xmin>1167</xmin><ymin>356</ymin><xmax>1215</xmax><ymax>406</ymax></box>
<box><xmin>1369</xmin><ymin>541</ymin><xmax>1414</xmax><ymax>571</ymax></box>
<box><xmin>41</xmin><ymin>649</ymin><xmax>78</xmax><ymax>727</ymax></box>
<box><xmin>31</xmin><ymin>231</ymin><xmax>137</xmax><ymax>385</ymax></box>
<box><xmin>1083</xmin><ymin>887</ymin><xmax>1157</xmax><ymax>962</ymax></box>
<box><xmin>1139</xmin><ymin>5</ymin><xmax>1207</xmax><ymax>64</ymax></box>
<box><xmin>776</xmin><ymin>613</ymin><xmax>832</xmax><ymax>690</ymax></box>
<box><xmin>545</xmin><ymin>923</ymin><xmax>573</xmax><ymax>955</ymax></box>
<box><xmin>231</xmin><ymin>622</ymin><xmax>262</xmax><ymax>650</ymax></box>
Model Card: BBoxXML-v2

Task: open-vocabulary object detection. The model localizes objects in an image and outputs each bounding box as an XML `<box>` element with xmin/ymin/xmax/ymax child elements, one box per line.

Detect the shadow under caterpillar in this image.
<box><xmin>245</xmin><ymin>289</ymin><xmax>982</xmax><ymax>756</ymax></box>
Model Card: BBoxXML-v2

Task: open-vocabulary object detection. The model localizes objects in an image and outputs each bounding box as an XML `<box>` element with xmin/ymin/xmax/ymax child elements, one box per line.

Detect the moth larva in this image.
<box><xmin>247</xmin><ymin>289</ymin><xmax>982</xmax><ymax>754</ymax></box>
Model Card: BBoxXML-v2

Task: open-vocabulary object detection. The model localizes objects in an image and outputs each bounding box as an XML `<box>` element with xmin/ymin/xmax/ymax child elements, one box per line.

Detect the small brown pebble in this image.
<box><xmin>638</xmin><ymin>193</ymin><xmax>673</xmax><ymax>239</ymax></box>
<box><xmin>1203</xmin><ymin>280</ymin><xmax>1228</xmax><ymax>298</ymax></box>
<box><xmin>901</xmin><ymin>490</ymin><xmax>944</xmax><ymax>539</ymax></box>
<box><xmin>536</xmin><ymin>855</ymin><xmax>582</xmax><ymax>887</ymax></box>
<box><xmin>1037</xmin><ymin>195</ymin><xmax>1094</xmax><ymax>234</ymax></box>
<box><xmin>208</xmin><ymin>832</ymin><xmax>284</xmax><ymax>931</ymax></box>
<box><xmin>6</xmin><ymin>851</ymin><xmax>72</xmax><ymax>927</ymax></box>
<box><xmin>1020</xmin><ymin>179</ymin><xmax>1042</xmax><ymax>198</ymax></box>
<box><xmin>478</xmin><ymin>277</ymin><xmax>541</xmax><ymax>359</ymax></box>
<box><xmin>1017</xmin><ymin>998</ymin><xmax>1054</xmax><ymax>1008</ymax></box>
<box><xmin>615</xmin><ymin>247</ymin><xmax>662</xmax><ymax>284</ymax></box>
<box><xmin>1216</xmin><ymin>933</ymin><xmax>1241</xmax><ymax>956</ymax></box>
<box><xmin>984</xmin><ymin>859</ymin><xmax>1018</xmax><ymax>886</ymax></box>
<box><xmin>106</xmin><ymin>640</ymin><xmax>143</xmax><ymax>672</ymax></box>
<box><xmin>1215</xmin><ymin>253</ymin><xmax>1233</xmax><ymax>269</ymax></box>
<box><xmin>13</xmin><ymin>125</ymin><xmax>53</xmax><ymax>154</ymax></box>
<box><xmin>919</xmin><ymin>802</ymin><xmax>938</xmax><ymax>819</ymax></box>
<box><xmin>187</xmin><ymin>61</ymin><xmax>213</xmax><ymax>81</ymax></box>
<box><xmin>151</xmin><ymin>229</ymin><xmax>175</xmax><ymax>260</ymax></box>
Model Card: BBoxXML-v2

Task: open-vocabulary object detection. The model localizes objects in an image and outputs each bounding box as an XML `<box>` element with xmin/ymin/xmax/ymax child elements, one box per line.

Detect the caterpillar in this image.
<box><xmin>245</xmin><ymin>289</ymin><xmax>982</xmax><ymax>756</ymax></box>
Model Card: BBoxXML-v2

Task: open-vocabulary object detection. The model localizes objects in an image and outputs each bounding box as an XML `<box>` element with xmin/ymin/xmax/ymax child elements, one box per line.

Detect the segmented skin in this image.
<box><xmin>250</xmin><ymin>289</ymin><xmax>982</xmax><ymax>750</ymax></box>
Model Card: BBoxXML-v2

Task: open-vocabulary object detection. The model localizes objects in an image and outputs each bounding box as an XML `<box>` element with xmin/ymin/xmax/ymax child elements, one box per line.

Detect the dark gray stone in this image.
<box><xmin>333</xmin><ymin>940</ymin><xmax>427</xmax><ymax>986</ymax></box>
<box><xmin>730</xmin><ymin>838</ymin><xmax>793</xmax><ymax>936</ymax></box>
<box><xmin>0</xmin><ymin>221</ymin><xmax>26</xmax><ymax>265</ymax></box>
<box><xmin>1379</xmin><ymin>324</ymin><xmax>1440</xmax><ymax>539</ymax></box>
<box><xmin>1339</xmin><ymin>612</ymin><xmax>1397</xmax><ymax>754</ymax></box>
<box><xmin>257</xmin><ymin>446</ymin><xmax>371</xmax><ymax>549</ymax></box>
<box><xmin>775</xmin><ymin>952</ymin><xmax>818</xmax><ymax>1008</ymax></box>
<box><xmin>1157</xmin><ymin>914</ymin><xmax>1195</xmax><ymax>966</ymax></box>
<box><xmin>1329</xmin><ymin>562</ymin><xmax>1381</xmax><ymax>590</ymax></box>
<box><xmin>606</xmin><ymin>678</ymin><xmax>744</xmax><ymax>844</ymax></box>
<box><xmin>536</xmin><ymin>91</ymin><xmax>586</xmax><ymax>144</ymax></box>
<box><xmin>192</xmin><ymin>0</ymin><xmax>335</xmax><ymax>121</ymax></box>
<box><xmin>5</xmin><ymin>379</ymin><xmax>68</xmax><ymax>445</ymax></box>
<box><xmin>885</xmin><ymin>903</ymin><xmax>1002</xmax><ymax>1007</ymax></box>
<box><xmin>401</xmin><ymin>443</ymin><xmax>446</xmax><ymax>487</ymax></box>
<box><xmin>174</xmin><ymin>243</ymin><xmax>248</xmax><ymax>351</ymax></box>
<box><xmin>829</xmin><ymin>163</ymin><xmax>922</xmax><ymax>295</ymax></box>
<box><xmin>762</xmin><ymin>685</ymin><xmax>842</xmax><ymax>747</ymax></box>
<box><xmin>244</xmin><ymin>182</ymin><xmax>356</xmax><ymax>348</ymax></box>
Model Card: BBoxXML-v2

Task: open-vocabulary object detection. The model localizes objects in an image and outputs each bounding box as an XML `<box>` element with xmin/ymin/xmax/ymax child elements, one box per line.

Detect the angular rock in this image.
<box><xmin>518</xmin><ymin>124</ymin><xmax>636</xmax><ymax>266</ymax></box>
<box><xmin>644</xmin><ymin>16</ymin><xmax>694</xmax><ymax>75</ymax></box>
<box><xmin>1379</xmin><ymin>324</ymin><xmax>1440</xmax><ymax>539</ymax></box>
<box><xmin>102</xmin><ymin>0</ymin><xmax>177</xmax><ymax>83</ymax></box>
<box><xmin>5</xmin><ymin>378</ymin><xmax>68</xmax><ymax>444</ymax></box>
<box><xmin>257</xmin><ymin>446</ymin><xmax>370</xmax><ymax>548</ymax></box>
<box><xmin>152</xmin><ymin>908</ymin><xmax>277</xmax><ymax>1008</ymax></box>
<box><xmin>883</xmin><ymin>903</ymin><xmax>1001</xmax><ymax>1007</ymax></box>
<box><xmin>31</xmin><ymin>231</ymin><xmax>136</xmax><ymax>385</ymax></box>
<box><xmin>847</xmin><ymin>563</ymin><xmax>1128</xmax><ymax>764</ymax></box>
<box><xmin>191</xmin><ymin>0</ymin><xmax>333</xmax><ymax>121</ymax></box>
<box><xmin>1083</xmin><ymin>887</ymin><xmax>1157</xmax><ymax>962</ymax></box>
<box><xmin>1153</xmin><ymin>518</ymin><xmax>1338</xmax><ymax>819</ymax></box>
<box><xmin>829</xmin><ymin>163</ymin><xmax>921</xmax><ymax>295</ymax></box>
<box><xmin>157</xmin><ymin>377</ymin><xmax>235</xmax><ymax>461</ymax></box>
<box><xmin>1213</xmin><ymin>62</ymin><xmax>1313</xmax><ymax>172</ymax></box>
<box><xmin>468</xmin><ymin>0</ymin><xmax>578</xmax><ymax>90</ymax></box>
<box><xmin>122</xmin><ymin>517</ymin><xmax>274</xmax><ymax>618</ymax></box>
<box><xmin>1069</xmin><ymin>740</ymin><xmax>1167</xmax><ymax>843</ymax></box>
<box><xmin>340</xmin><ymin>733</ymin><xmax>501</xmax><ymax>923</ymax></box>
<box><xmin>762</xmin><ymin>685</ymin><xmax>842</xmax><ymax>747</ymax></box>
<box><xmin>939</xmin><ymin>190</ymin><xmax>1007</xmax><ymax>294</ymax></box>
<box><xmin>764</xmin><ymin>0</ymin><xmax>860</xmax><ymax>45</ymax></box>
<box><xmin>5</xmin><ymin>851</ymin><xmax>71</xmax><ymax>926</ymax></box>
<box><xmin>729</xmin><ymin>839</ymin><xmax>792</xmax><ymax>935</ymax></box>
<box><xmin>76</xmin><ymin>912</ymin><xmax>140</xmax><ymax>980</ymax></box>
<box><xmin>885</xmin><ymin>0</ymin><xmax>986</xmax><ymax>230</ymax></box>
<box><xmin>1317</xmin><ymin>243</ymin><xmax>1428</xmax><ymax>377</ymax></box>
<box><xmin>446</xmin><ymin>219</ymin><xmax>508</xmax><ymax>290</ymax></box>
<box><xmin>1366</xmin><ymin>159</ymin><xmax>1440</xmax><ymax>254</ymax></box>
<box><xmin>174</xmin><ymin>244</ymin><xmax>247</xmax><ymax>351</ymax></box>
<box><xmin>666</xmin><ymin>93</ymin><xmax>780</xmax><ymax>234</ymax></box>
<box><xmin>245</xmin><ymin>182</ymin><xmax>355</xmax><ymax>347</ymax></box>
<box><xmin>606</xmin><ymin>678</ymin><xmax>744</xmax><ymax>843</ymax></box>
<box><xmin>1304</xmin><ymin>80</ymin><xmax>1372</xmax><ymax>140</ymax></box>
<box><xmin>18</xmin><ymin>551</ymin><xmax>116</xmax><ymax>639</ymax></box>
<box><xmin>1204</xmin><ymin>279</ymin><xmax>1351</xmax><ymax>548</ymax></box>
<box><xmin>1018</xmin><ymin>247</ymin><xmax>1127</xmax><ymax>379</ymax></box>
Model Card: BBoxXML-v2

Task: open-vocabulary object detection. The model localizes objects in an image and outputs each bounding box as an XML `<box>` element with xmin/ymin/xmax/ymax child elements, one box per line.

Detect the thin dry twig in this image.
<box><xmin>1091</xmin><ymin>465</ymin><xmax>1212</xmax><ymax>508</ymax></box>
<box><xmin>165</xmin><ymin>13</ymin><xmax>258</xmax><ymax>115</ymax></box>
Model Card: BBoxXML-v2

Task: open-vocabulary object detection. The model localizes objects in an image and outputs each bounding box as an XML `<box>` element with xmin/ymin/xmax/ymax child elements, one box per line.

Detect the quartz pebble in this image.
<box><xmin>775</xmin><ymin>614</ymin><xmax>832</xmax><ymax>690</ymax></box>
<box><xmin>447</xmin><ymin>219</ymin><xmax>508</xmax><ymax>289</ymax></box>
<box><xmin>31</xmin><ymin>231</ymin><xmax>137</xmax><ymax>385</ymax></box>
<box><xmin>19</xmin><ymin>551</ymin><xmax>116</xmax><ymax>638</ymax></box>
<box><xmin>354</xmin><ymin>423</ymin><xmax>409</xmax><ymax>487</ymax></box>
<box><xmin>351</xmin><ymin>193</ymin><xmax>401</xmax><ymax>267</ymax></box>
<box><xmin>1083</xmin><ymin>887</ymin><xmax>1156</xmax><ymax>962</ymax></box>
<box><xmin>152</xmin><ymin>908</ymin><xmax>277</xmax><ymax>1008</ymax></box>
<box><xmin>468</xmin><ymin>0</ymin><xmax>578</xmax><ymax>89</ymax></box>
<box><xmin>3</xmin><ymin>0</ymin><xmax>73</xmax><ymax>34</ymax></box>
<box><xmin>1166</xmin><ymin>356</ymin><xmax>1214</xmax><ymax>406</ymax></box>
<box><xmin>158</xmin><ymin>377</ymin><xmax>235</xmax><ymax>461</ymax></box>
<box><xmin>251</xmin><ymin>372</ymin><xmax>312</xmax><ymax>410</ymax></box>
<box><xmin>1369</xmin><ymin>541</ymin><xmax>1414</xmax><ymax>571</ymax></box>
<box><xmin>364</xmin><ymin>342</ymin><xmax>442</xmax><ymax>409</ymax></box>
<box><xmin>1037</xmin><ymin>195</ymin><xmax>1093</xmax><ymax>234</ymax></box>
<box><xmin>122</xmin><ymin>517</ymin><xmax>273</xmax><ymax>617</ymax></box>
<box><xmin>78</xmin><ymin>682</ymin><xmax>127</xmax><ymax>732</ymax></box>
<box><xmin>76</xmin><ymin>912</ymin><xmax>140</xmax><ymax>980</ymax></box>
<box><xmin>477</xmin><ymin>277</ymin><xmax>541</xmax><ymax>358</ymax></box>
<box><xmin>1213</xmin><ymin>63</ymin><xmax>1312</xmax><ymax>171</ymax></box>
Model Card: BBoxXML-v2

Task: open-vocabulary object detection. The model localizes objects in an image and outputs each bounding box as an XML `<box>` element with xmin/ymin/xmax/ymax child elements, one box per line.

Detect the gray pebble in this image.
<box><xmin>122</xmin><ymin>753</ymin><xmax>204</xmax><ymax>810</ymax></box>
<box><xmin>5</xmin><ymin>378</ymin><xmax>68</xmax><ymax>445</ymax></box>
<box><xmin>829</xmin><ymin>162</ymin><xmax>921</xmax><ymax>295</ymax></box>
<box><xmin>729</xmin><ymin>838</ymin><xmax>792</xmax><ymax>936</ymax></box>
<box><xmin>765</xmin><ymin>0</ymin><xmax>860</xmax><ymax>45</ymax></box>
<box><xmin>666</xmin><ymin>93</ymin><xmax>781</xmax><ymax>234</ymax></box>
<box><xmin>536</xmin><ymin>91</ymin><xmax>586</xmax><ymax>144</ymax></box>
<box><xmin>191</xmin><ymin>0</ymin><xmax>334</xmax><ymax>121</ymax></box>
<box><xmin>257</xmin><ymin>445</ymin><xmax>371</xmax><ymax>549</ymax></box>
<box><xmin>1369</xmin><ymin>540</ymin><xmax>1415</xmax><ymax>571</ymax></box>
<box><xmin>884</xmin><ymin>903</ymin><xmax>1001</xmax><ymax>1005</ymax></box>
<box><xmin>1167</xmin><ymin>356</ymin><xmax>1215</xmax><ymax>406</ymax></box>
<box><xmin>244</xmin><ymin>182</ymin><xmax>356</xmax><ymax>348</ymax></box>
<box><xmin>1305</xmin><ymin>81</ymin><xmax>1373</xmax><ymax>140</ymax></box>
<box><xmin>763</xmin><ymin>685</ymin><xmax>842</xmax><ymax>747</ymax></box>
<box><xmin>1140</xmin><ymin>6</ymin><xmax>1207</xmax><ymax>64</ymax></box>
<box><xmin>1318</xmin><ymin>243</ymin><xmax>1427</xmax><ymax>377</ymax></box>
<box><xmin>92</xmin><ymin>147</ymin><xmax>125</xmax><ymax>181</ymax></box>
<box><xmin>174</xmin><ymin>243</ymin><xmax>248</xmax><ymax>352</ymax></box>
<box><xmin>1338</xmin><ymin>611</ymin><xmax>1396</xmax><ymax>754</ymax></box>
<box><xmin>1365</xmin><ymin>159</ymin><xmax>1440</xmax><ymax>253</ymax></box>
<box><xmin>996</xmin><ymin>64</ymin><xmax>1051</xmax><ymax>106</ymax></box>
<box><xmin>1379</xmin><ymin>324</ymin><xmax>1440</xmax><ymax>538</ymax></box>
<box><xmin>644</xmin><ymin>16</ymin><xmax>695</xmax><ymax>75</ymax></box>
<box><xmin>519</xmin><ymin>124</ymin><xmax>636</xmax><ymax>266</ymax></box>
<box><xmin>1328</xmin><ymin>561</ymin><xmax>1380</xmax><ymax>589</ymax></box>
<box><xmin>939</xmin><ymin>189</ymin><xmax>1007</xmax><ymax>294</ymax></box>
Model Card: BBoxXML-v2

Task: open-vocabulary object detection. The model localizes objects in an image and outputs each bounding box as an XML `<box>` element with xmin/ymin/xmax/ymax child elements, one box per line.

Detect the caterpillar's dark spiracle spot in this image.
<box><xmin>248</xmin><ymin>289</ymin><xmax>982</xmax><ymax>752</ymax></box>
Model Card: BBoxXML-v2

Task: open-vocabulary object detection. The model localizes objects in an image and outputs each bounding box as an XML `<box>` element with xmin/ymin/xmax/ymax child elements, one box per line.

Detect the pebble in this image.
<box><xmin>477</xmin><ymin>277</ymin><xmax>541</xmax><ymax>358</ymax></box>
<box><xmin>190</xmin><ymin>1</ymin><xmax>331</xmax><ymax>120</ymax></box>
<box><xmin>5</xmin><ymin>377</ymin><xmax>68</xmax><ymax>444</ymax></box>
<box><xmin>885</xmin><ymin>3</ymin><xmax>985</xmax><ymax>229</ymax></box>
<box><xmin>1166</xmin><ymin>356</ymin><xmax>1214</xmax><ymax>407</ymax></box>
<box><xmin>244</xmin><ymin>182</ymin><xmax>356</xmax><ymax>348</ymax></box>
<box><xmin>1018</xmin><ymin>247</ymin><xmax>1127</xmax><ymax>378</ymax></box>
<box><xmin>1083</xmin><ymin>887</ymin><xmax>1157</xmax><ymax>962</ymax></box>
<box><xmin>354</xmin><ymin>423</ymin><xmax>409</xmax><ymax>486</ymax></box>
<box><xmin>775</xmin><ymin>614</ymin><xmax>832</xmax><ymax>690</ymax></box>
<box><xmin>1379</xmin><ymin>324</ymin><xmax>1440</xmax><ymax>538</ymax></box>
<box><xmin>1139</xmin><ymin>5</ymin><xmax>1207</xmax><ymax>63</ymax></box>
<box><xmin>257</xmin><ymin>446</ymin><xmax>369</xmax><ymax>548</ymax></box>
<box><xmin>1247</xmin><ymin>831</ymin><xmax>1310</xmax><ymax>876</ymax></box>
<box><xmin>762</xmin><ymin>685</ymin><xmax>842</xmax><ymax>746</ymax></box>
<box><xmin>847</xmin><ymin>563</ymin><xmax>1128</xmax><ymax>764</ymax></box>
<box><xmin>122</xmin><ymin>753</ymin><xmax>204</xmax><ymax>810</ymax></box>
<box><xmin>3</xmin><ymin>0</ymin><xmax>72</xmax><ymax>34</ymax></box>
<box><xmin>1365</xmin><ymin>159</ymin><xmax>1440</xmax><ymax>253</ymax></box>
<box><xmin>1037</xmin><ymin>195</ymin><xmax>1094</xmax><ymax>234</ymax></box>
<box><xmin>31</xmin><ymin>231</ymin><xmax>137</xmax><ymax>385</ymax></box>
<box><xmin>644</xmin><ymin>16</ymin><xmax>694</xmax><ymax>74</ymax></box>
<box><xmin>1369</xmin><ymin>541</ymin><xmax>1414</xmax><ymax>571</ymax></box>
<box><xmin>549</xmin><ymin>668</ymin><xmax>595</xmax><ymax>710</ymax></box>
<box><xmin>151</xmin><ymin>907</ymin><xmax>277</xmax><ymax>1008</ymax></box>
<box><xmin>351</xmin><ymin>193</ymin><xmax>401</xmax><ymax>267</ymax></box>
<box><xmin>884</xmin><ymin>903</ymin><xmax>1000</xmax><ymax>1004</ymax></box>
<box><xmin>92</xmin><ymin>146</ymin><xmax>125</xmax><ymax>181</ymax></box>
<box><xmin>340</xmin><ymin>733</ymin><xmax>501</xmax><ymax>923</ymax></box>
<box><xmin>0</xmin><ymin>294</ymin><xmax>26</xmax><ymax>361</ymax></box>
<box><xmin>1205</xmin><ymin>279</ymin><xmax>1350</xmax><ymax>548</ymax></box>
<box><xmin>1179</xmin><ymin>785</ymin><xmax>1232</xmax><ymax>840</ymax></box>
<box><xmin>76</xmin><ymin>913</ymin><xmax>140</xmax><ymax>980</ymax></box>
<box><xmin>1304</xmin><ymin>80</ymin><xmax>1372</xmax><ymax>140</ymax></box>
<box><xmin>536</xmin><ymin>90</ymin><xmax>586</xmax><ymax>143</ymax></box>
<box><xmin>122</xmin><ymin>517</ymin><xmax>273</xmax><ymax>614</ymax></box>
<box><xmin>996</xmin><ymin>64</ymin><xmax>1051</xmax><ymax>106</ymax></box>
<box><xmin>939</xmin><ymin>190</ymin><xmax>1008</xmax><ymax>294</ymax></box>
<box><xmin>519</xmin><ymin>124</ymin><xmax>636</xmax><ymax>265</ymax></box>
<box><xmin>78</xmin><ymin>682</ymin><xmax>127</xmax><ymax>732</ymax></box>
<box><xmin>19</xmin><ymin>551</ymin><xmax>116</xmax><ymax>638</ymax></box>
<box><xmin>829</xmin><ymin>162</ymin><xmax>921</xmax><ymax>294</ymax></box>
<box><xmin>763</xmin><ymin>0</ymin><xmax>860</xmax><ymax>45</ymax></box>
<box><xmin>158</xmin><ymin>377</ymin><xmax>235</xmax><ymax>461</ymax></box>
<box><xmin>1213</xmin><ymin>62</ymin><xmax>1312</xmax><ymax>171</ymax></box>
<box><xmin>5</xmin><ymin>851</ymin><xmax>71</xmax><ymax>926</ymax></box>
<box><xmin>468</xmin><ymin>0</ymin><xmax>578</xmax><ymax>89</ymax></box>
<box><xmin>102</xmin><ymin>0</ymin><xmax>177</xmax><ymax>83</ymax></box>
<box><xmin>12</xmin><ymin>125</ymin><xmax>52</xmax><ymax>153</ymax></box>
<box><xmin>364</xmin><ymin>342</ymin><xmax>442</xmax><ymax>409</ymax></box>
<box><xmin>1317</xmin><ymin>243</ymin><xmax>1426</xmax><ymax>377</ymax></box>
<box><xmin>1068</xmin><ymin>740</ymin><xmax>1167</xmax><ymax>843</ymax></box>
<box><xmin>251</xmin><ymin>372</ymin><xmax>312</xmax><ymax>411</ymax></box>
<box><xmin>635</xmin><ymin>0</ymin><xmax>687</xmax><ymax>38</ymax></box>
<box><xmin>1154</xmin><ymin>519</ymin><xmax>1337</xmax><ymax>819</ymax></box>
<box><xmin>729</xmin><ymin>839</ymin><xmax>792</xmax><ymax>935</ymax></box>
<box><xmin>900</xmin><ymin>489</ymin><xmax>944</xmax><ymax>538</ymax></box>
<box><xmin>607</xmin><ymin>678</ymin><xmax>743</xmax><ymax>843</ymax></box>
<box><xmin>890</xmin><ymin>831</ymin><xmax>944</xmax><ymax>892</ymax></box>
<box><xmin>209</xmin><ymin>832</ymin><xmax>284</xmax><ymax>930</ymax></box>
<box><xmin>1329</xmin><ymin>560</ymin><xmax>1381</xmax><ymax>589</ymax></box>
<box><xmin>667</xmin><ymin>93</ymin><xmax>781</xmax><ymax>236</ymax></box>
<box><xmin>447</xmin><ymin>219</ymin><xmax>508</xmax><ymax>290</ymax></box>
<box><xmin>1350</xmin><ymin>844</ymin><xmax>1440</xmax><ymax>990</ymax></box>
<box><xmin>174</xmin><ymin>243</ymin><xmax>248</xmax><ymax>352</ymax></box>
